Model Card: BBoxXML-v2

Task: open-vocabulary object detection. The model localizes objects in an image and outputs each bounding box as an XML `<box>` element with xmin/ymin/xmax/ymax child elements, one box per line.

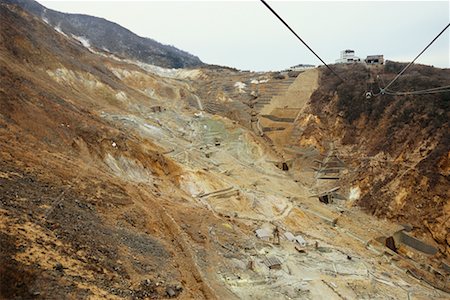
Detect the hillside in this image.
<box><xmin>0</xmin><ymin>3</ymin><xmax>216</xmax><ymax>298</ymax></box>
<box><xmin>4</xmin><ymin>0</ymin><xmax>204</xmax><ymax>68</ymax></box>
<box><xmin>301</xmin><ymin>63</ymin><xmax>449</xmax><ymax>254</ymax></box>
<box><xmin>0</xmin><ymin>2</ymin><xmax>449</xmax><ymax>299</ymax></box>
<box><xmin>191</xmin><ymin>62</ymin><xmax>449</xmax><ymax>260</ymax></box>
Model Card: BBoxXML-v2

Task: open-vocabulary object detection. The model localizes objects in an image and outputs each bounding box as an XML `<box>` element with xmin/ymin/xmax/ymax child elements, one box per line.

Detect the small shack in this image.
<box><xmin>365</xmin><ymin>55</ymin><xmax>384</xmax><ymax>65</ymax></box>
<box><xmin>313</xmin><ymin>187</ymin><xmax>345</xmax><ymax>205</ymax></box>
<box><xmin>150</xmin><ymin>106</ymin><xmax>163</xmax><ymax>113</ymax></box>
<box><xmin>284</xmin><ymin>232</ymin><xmax>307</xmax><ymax>246</ymax></box>
<box><xmin>255</xmin><ymin>228</ymin><xmax>273</xmax><ymax>241</ymax></box>
<box><xmin>263</xmin><ymin>256</ymin><xmax>282</xmax><ymax>270</ymax></box>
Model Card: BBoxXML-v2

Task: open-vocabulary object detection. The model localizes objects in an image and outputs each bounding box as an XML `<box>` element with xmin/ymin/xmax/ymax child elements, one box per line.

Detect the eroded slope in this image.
<box><xmin>296</xmin><ymin>64</ymin><xmax>449</xmax><ymax>256</ymax></box>
<box><xmin>1</xmin><ymin>3</ymin><xmax>449</xmax><ymax>299</ymax></box>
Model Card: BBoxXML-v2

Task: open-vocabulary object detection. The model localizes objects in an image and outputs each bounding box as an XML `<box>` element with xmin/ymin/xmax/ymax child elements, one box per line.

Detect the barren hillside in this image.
<box><xmin>0</xmin><ymin>2</ymin><xmax>449</xmax><ymax>299</ymax></box>
<box><xmin>3</xmin><ymin>0</ymin><xmax>204</xmax><ymax>68</ymax></box>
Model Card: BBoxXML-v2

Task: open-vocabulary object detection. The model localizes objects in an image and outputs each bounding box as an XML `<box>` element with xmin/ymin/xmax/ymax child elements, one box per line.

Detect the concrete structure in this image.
<box><xmin>287</xmin><ymin>64</ymin><xmax>315</xmax><ymax>71</ymax></box>
<box><xmin>365</xmin><ymin>55</ymin><xmax>384</xmax><ymax>65</ymax></box>
<box><xmin>284</xmin><ymin>232</ymin><xmax>307</xmax><ymax>246</ymax></box>
<box><xmin>284</xmin><ymin>231</ymin><xmax>296</xmax><ymax>241</ymax></box>
<box><xmin>393</xmin><ymin>230</ymin><xmax>438</xmax><ymax>255</ymax></box>
<box><xmin>256</xmin><ymin>228</ymin><xmax>273</xmax><ymax>241</ymax></box>
<box><xmin>336</xmin><ymin>49</ymin><xmax>361</xmax><ymax>64</ymax></box>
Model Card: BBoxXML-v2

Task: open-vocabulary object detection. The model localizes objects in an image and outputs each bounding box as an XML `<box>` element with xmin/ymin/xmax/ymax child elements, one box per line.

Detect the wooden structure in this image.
<box><xmin>314</xmin><ymin>149</ymin><xmax>345</xmax><ymax>180</ymax></box>
<box><xmin>150</xmin><ymin>106</ymin><xmax>163</xmax><ymax>113</ymax></box>
<box><xmin>263</xmin><ymin>256</ymin><xmax>282</xmax><ymax>270</ymax></box>
<box><xmin>311</xmin><ymin>187</ymin><xmax>343</xmax><ymax>204</ymax></box>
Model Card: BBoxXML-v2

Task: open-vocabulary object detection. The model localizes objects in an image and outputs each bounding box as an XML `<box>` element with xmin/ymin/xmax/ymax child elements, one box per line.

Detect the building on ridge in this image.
<box><xmin>286</xmin><ymin>64</ymin><xmax>316</xmax><ymax>71</ymax></box>
<box><xmin>365</xmin><ymin>55</ymin><xmax>384</xmax><ymax>65</ymax></box>
<box><xmin>335</xmin><ymin>49</ymin><xmax>361</xmax><ymax>64</ymax></box>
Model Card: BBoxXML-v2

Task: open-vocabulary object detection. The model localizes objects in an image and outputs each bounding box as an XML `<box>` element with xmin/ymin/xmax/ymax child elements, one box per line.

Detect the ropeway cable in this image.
<box><xmin>384</xmin><ymin>88</ymin><xmax>450</xmax><ymax>96</ymax></box>
<box><xmin>387</xmin><ymin>84</ymin><xmax>450</xmax><ymax>93</ymax></box>
<box><xmin>381</xmin><ymin>22</ymin><xmax>450</xmax><ymax>92</ymax></box>
<box><xmin>259</xmin><ymin>0</ymin><xmax>345</xmax><ymax>82</ymax></box>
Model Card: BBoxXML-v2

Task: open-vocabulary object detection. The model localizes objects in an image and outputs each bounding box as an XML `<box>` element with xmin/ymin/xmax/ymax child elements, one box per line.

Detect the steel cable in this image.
<box><xmin>382</xmin><ymin>22</ymin><xmax>450</xmax><ymax>91</ymax></box>
<box><xmin>260</xmin><ymin>0</ymin><xmax>345</xmax><ymax>82</ymax></box>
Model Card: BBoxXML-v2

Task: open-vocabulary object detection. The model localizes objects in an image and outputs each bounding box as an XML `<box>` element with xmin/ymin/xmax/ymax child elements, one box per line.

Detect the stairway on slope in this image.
<box><xmin>254</xmin><ymin>77</ymin><xmax>297</xmax><ymax>112</ymax></box>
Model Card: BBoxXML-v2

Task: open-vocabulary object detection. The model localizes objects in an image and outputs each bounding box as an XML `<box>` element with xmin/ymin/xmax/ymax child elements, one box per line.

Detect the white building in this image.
<box><xmin>335</xmin><ymin>49</ymin><xmax>361</xmax><ymax>64</ymax></box>
<box><xmin>287</xmin><ymin>64</ymin><xmax>316</xmax><ymax>71</ymax></box>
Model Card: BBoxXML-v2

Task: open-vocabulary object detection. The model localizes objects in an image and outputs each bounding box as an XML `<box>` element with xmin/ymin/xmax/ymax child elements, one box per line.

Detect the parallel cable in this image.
<box><xmin>387</xmin><ymin>84</ymin><xmax>450</xmax><ymax>95</ymax></box>
<box><xmin>383</xmin><ymin>22</ymin><xmax>450</xmax><ymax>91</ymax></box>
<box><xmin>259</xmin><ymin>0</ymin><xmax>345</xmax><ymax>82</ymax></box>
<box><xmin>385</xmin><ymin>89</ymin><xmax>450</xmax><ymax>96</ymax></box>
<box><xmin>369</xmin><ymin>73</ymin><xmax>450</xmax><ymax>97</ymax></box>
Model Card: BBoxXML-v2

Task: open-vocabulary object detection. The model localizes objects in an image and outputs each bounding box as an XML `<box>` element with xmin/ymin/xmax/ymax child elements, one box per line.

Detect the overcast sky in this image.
<box><xmin>39</xmin><ymin>0</ymin><xmax>450</xmax><ymax>71</ymax></box>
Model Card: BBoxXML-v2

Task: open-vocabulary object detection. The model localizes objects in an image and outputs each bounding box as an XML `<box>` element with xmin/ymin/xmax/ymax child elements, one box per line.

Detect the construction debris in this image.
<box><xmin>295</xmin><ymin>245</ymin><xmax>306</xmax><ymax>253</ymax></box>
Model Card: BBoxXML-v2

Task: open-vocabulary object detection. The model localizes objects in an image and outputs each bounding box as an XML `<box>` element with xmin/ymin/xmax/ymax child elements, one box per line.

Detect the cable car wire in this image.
<box><xmin>385</xmin><ymin>88</ymin><xmax>450</xmax><ymax>96</ymax></box>
<box><xmin>371</xmin><ymin>76</ymin><xmax>450</xmax><ymax>97</ymax></box>
<box><xmin>259</xmin><ymin>0</ymin><xmax>345</xmax><ymax>82</ymax></box>
<box><xmin>382</xmin><ymin>22</ymin><xmax>450</xmax><ymax>92</ymax></box>
<box><xmin>260</xmin><ymin>0</ymin><xmax>449</xmax><ymax>97</ymax></box>
<box><xmin>387</xmin><ymin>84</ymin><xmax>450</xmax><ymax>94</ymax></box>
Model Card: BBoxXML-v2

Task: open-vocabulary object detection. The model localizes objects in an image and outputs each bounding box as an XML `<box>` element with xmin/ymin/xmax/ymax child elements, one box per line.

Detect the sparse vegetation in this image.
<box><xmin>1</xmin><ymin>1</ymin><xmax>449</xmax><ymax>298</ymax></box>
<box><xmin>309</xmin><ymin>62</ymin><xmax>450</xmax><ymax>254</ymax></box>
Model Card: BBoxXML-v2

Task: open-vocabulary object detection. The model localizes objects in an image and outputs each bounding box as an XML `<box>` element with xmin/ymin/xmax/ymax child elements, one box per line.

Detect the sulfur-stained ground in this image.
<box><xmin>0</xmin><ymin>3</ymin><xmax>448</xmax><ymax>299</ymax></box>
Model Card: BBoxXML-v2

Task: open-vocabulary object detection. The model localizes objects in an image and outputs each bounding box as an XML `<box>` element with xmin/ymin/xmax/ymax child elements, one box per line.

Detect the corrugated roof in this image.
<box><xmin>264</xmin><ymin>256</ymin><xmax>282</xmax><ymax>268</ymax></box>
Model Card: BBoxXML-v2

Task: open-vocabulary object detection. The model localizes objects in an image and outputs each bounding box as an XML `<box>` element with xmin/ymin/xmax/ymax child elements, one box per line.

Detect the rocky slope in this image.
<box><xmin>295</xmin><ymin>63</ymin><xmax>450</xmax><ymax>255</ymax></box>
<box><xmin>4</xmin><ymin>0</ymin><xmax>204</xmax><ymax>68</ymax></box>
<box><xmin>1</xmin><ymin>2</ymin><xmax>449</xmax><ymax>299</ymax></box>
<box><xmin>0</xmin><ymin>3</ymin><xmax>218</xmax><ymax>298</ymax></box>
<box><xmin>193</xmin><ymin>61</ymin><xmax>449</xmax><ymax>258</ymax></box>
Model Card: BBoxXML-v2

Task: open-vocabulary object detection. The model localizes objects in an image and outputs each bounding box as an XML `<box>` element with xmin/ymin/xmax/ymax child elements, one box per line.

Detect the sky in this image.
<box><xmin>39</xmin><ymin>0</ymin><xmax>450</xmax><ymax>71</ymax></box>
